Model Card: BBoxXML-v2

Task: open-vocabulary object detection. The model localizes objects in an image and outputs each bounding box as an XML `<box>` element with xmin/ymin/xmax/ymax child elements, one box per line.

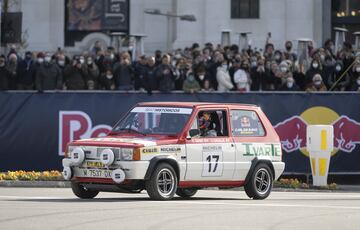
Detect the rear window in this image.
<box><xmin>230</xmin><ymin>110</ymin><xmax>265</xmax><ymax>136</ymax></box>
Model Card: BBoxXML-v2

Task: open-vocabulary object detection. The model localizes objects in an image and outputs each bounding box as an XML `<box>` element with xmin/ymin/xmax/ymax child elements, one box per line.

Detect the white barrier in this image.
<box><xmin>306</xmin><ymin>125</ymin><xmax>334</xmax><ymax>186</ymax></box>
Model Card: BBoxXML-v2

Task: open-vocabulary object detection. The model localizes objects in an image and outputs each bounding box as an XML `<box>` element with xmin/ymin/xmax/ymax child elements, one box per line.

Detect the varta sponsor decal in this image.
<box><xmin>142</xmin><ymin>147</ymin><xmax>159</xmax><ymax>154</ymax></box>
<box><xmin>242</xmin><ymin>143</ymin><xmax>281</xmax><ymax>157</ymax></box>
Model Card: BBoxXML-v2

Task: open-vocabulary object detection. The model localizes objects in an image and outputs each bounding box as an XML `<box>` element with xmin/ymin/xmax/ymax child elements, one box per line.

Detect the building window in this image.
<box><xmin>231</xmin><ymin>0</ymin><xmax>259</xmax><ymax>19</ymax></box>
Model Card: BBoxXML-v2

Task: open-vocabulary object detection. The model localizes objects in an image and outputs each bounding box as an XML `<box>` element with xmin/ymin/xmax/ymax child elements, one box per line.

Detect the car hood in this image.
<box><xmin>71</xmin><ymin>134</ymin><xmax>179</xmax><ymax>148</ymax></box>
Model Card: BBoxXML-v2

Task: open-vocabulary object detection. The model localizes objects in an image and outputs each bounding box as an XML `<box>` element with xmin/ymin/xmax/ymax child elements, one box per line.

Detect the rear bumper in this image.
<box><xmin>273</xmin><ymin>162</ymin><xmax>285</xmax><ymax>180</ymax></box>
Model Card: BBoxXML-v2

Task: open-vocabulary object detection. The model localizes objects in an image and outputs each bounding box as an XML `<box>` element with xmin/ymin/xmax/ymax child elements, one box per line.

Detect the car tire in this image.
<box><xmin>176</xmin><ymin>188</ymin><xmax>198</xmax><ymax>198</ymax></box>
<box><xmin>244</xmin><ymin>163</ymin><xmax>273</xmax><ymax>200</ymax></box>
<box><xmin>71</xmin><ymin>182</ymin><xmax>99</xmax><ymax>199</ymax></box>
<box><xmin>145</xmin><ymin>163</ymin><xmax>178</xmax><ymax>200</ymax></box>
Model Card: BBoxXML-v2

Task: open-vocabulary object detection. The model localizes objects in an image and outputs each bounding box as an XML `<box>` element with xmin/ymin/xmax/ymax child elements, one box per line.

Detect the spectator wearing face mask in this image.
<box><xmin>273</xmin><ymin>50</ymin><xmax>283</xmax><ymax>65</ymax></box>
<box><xmin>233</xmin><ymin>60</ymin><xmax>252</xmax><ymax>92</ymax></box>
<box><xmin>17</xmin><ymin>51</ymin><xmax>36</xmax><ymax>90</ymax></box>
<box><xmin>63</xmin><ymin>56</ymin><xmax>86</xmax><ymax>90</ymax></box>
<box><xmin>284</xmin><ymin>41</ymin><xmax>297</xmax><ymax>62</ymax></box>
<box><xmin>6</xmin><ymin>53</ymin><xmax>19</xmax><ymax>90</ymax></box>
<box><xmin>280</xmin><ymin>76</ymin><xmax>300</xmax><ymax>91</ymax></box>
<box><xmin>0</xmin><ymin>55</ymin><xmax>10</xmax><ymax>90</ymax></box>
<box><xmin>349</xmin><ymin>75</ymin><xmax>360</xmax><ymax>92</ymax></box>
<box><xmin>35</xmin><ymin>53</ymin><xmax>62</xmax><ymax>91</ymax></box>
<box><xmin>183</xmin><ymin>71</ymin><xmax>201</xmax><ymax>93</ymax></box>
<box><xmin>327</xmin><ymin>60</ymin><xmax>350</xmax><ymax>91</ymax></box>
<box><xmin>99</xmin><ymin>68</ymin><xmax>115</xmax><ymax>90</ymax></box>
<box><xmin>306</xmin><ymin>74</ymin><xmax>327</xmax><ymax>92</ymax></box>
<box><xmin>216</xmin><ymin>58</ymin><xmax>234</xmax><ymax>92</ymax></box>
<box><xmin>194</xmin><ymin>65</ymin><xmax>209</xmax><ymax>90</ymax></box>
<box><xmin>305</xmin><ymin>59</ymin><xmax>323</xmax><ymax>87</ymax></box>
<box><xmin>250</xmin><ymin>58</ymin><xmax>268</xmax><ymax>91</ymax></box>
<box><xmin>278</xmin><ymin>61</ymin><xmax>292</xmax><ymax>85</ymax></box>
<box><xmin>155</xmin><ymin>54</ymin><xmax>176</xmax><ymax>92</ymax></box>
<box><xmin>83</xmin><ymin>56</ymin><xmax>99</xmax><ymax>90</ymax></box>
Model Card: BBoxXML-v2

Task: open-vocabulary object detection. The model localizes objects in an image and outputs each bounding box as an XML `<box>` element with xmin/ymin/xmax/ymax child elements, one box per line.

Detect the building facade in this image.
<box><xmin>3</xmin><ymin>0</ymin><xmax>359</xmax><ymax>54</ymax></box>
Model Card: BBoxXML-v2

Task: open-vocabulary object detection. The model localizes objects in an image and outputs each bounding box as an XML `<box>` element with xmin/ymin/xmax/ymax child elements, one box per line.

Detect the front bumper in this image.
<box><xmin>62</xmin><ymin>158</ymin><xmax>150</xmax><ymax>181</ymax></box>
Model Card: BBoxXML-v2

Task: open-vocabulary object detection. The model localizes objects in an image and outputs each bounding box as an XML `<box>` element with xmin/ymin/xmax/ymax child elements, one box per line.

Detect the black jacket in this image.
<box><xmin>35</xmin><ymin>63</ymin><xmax>62</xmax><ymax>90</ymax></box>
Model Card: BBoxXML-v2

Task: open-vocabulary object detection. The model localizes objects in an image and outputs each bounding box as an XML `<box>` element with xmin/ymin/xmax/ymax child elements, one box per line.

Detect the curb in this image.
<box><xmin>0</xmin><ymin>181</ymin><xmax>70</xmax><ymax>188</ymax></box>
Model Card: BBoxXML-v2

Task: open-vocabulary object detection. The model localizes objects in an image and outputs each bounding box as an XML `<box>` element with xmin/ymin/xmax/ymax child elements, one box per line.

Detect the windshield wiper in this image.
<box><xmin>115</xmin><ymin>128</ymin><xmax>146</xmax><ymax>136</ymax></box>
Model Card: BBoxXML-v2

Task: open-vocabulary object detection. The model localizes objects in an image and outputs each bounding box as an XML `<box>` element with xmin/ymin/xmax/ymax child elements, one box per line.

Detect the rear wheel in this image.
<box><xmin>71</xmin><ymin>182</ymin><xmax>99</xmax><ymax>199</ymax></box>
<box><xmin>244</xmin><ymin>163</ymin><xmax>273</xmax><ymax>200</ymax></box>
<box><xmin>176</xmin><ymin>188</ymin><xmax>198</xmax><ymax>198</ymax></box>
<box><xmin>145</xmin><ymin>163</ymin><xmax>178</xmax><ymax>200</ymax></box>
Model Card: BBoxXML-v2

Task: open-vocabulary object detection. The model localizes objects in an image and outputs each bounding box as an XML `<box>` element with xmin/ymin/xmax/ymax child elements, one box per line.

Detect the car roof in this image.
<box><xmin>136</xmin><ymin>102</ymin><xmax>258</xmax><ymax>109</ymax></box>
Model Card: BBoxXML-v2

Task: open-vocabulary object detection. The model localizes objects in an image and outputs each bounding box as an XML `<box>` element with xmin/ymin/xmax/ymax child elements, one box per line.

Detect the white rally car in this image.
<box><xmin>62</xmin><ymin>102</ymin><xmax>285</xmax><ymax>200</ymax></box>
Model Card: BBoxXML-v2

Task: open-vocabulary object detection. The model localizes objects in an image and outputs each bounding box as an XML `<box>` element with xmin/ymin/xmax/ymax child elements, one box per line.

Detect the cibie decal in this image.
<box><xmin>141</xmin><ymin>147</ymin><xmax>159</xmax><ymax>154</ymax></box>
<box><xmin>58</xmin><ymin>111</ymin><xmax>112</xmax><ymax>156</ymax></box>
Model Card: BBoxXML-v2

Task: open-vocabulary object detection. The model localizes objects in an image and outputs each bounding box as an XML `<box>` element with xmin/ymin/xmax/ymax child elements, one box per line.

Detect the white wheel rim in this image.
<box><xmin>156</xmin><ymin>168</ymin><xmax>175</xmax><ymax>197</ymax></box>
<box><xmin>254</xmin><ymin>168</ymin><xmax>271</xmax><ymax>195</ymax></box>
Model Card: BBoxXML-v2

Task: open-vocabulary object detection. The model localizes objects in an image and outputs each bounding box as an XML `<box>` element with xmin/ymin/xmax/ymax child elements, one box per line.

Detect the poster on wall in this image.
<box><xmin>66</xmin><ymin>0</ymin><xmax>129</xmax><ymax>32</ymax></box>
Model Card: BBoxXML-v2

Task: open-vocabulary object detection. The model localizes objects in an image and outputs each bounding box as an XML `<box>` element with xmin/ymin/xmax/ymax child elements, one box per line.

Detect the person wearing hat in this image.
<box><xmin>0</xmin><ymin>55</ymin><xmax>10</xmax><ymax>90</ymax></box>
<box><xmin>17</xmin><ymin>51</ymin><xmax>36</xmax><ymax>90</ymax></box>
<box><xmin>306</xmin><ymin>74</ymin><xmax>327</xmax><ymax>92</ymax></box>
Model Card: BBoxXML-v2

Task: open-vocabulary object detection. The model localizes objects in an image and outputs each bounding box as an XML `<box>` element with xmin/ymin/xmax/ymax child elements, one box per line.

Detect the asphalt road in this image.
<box><xmin>0</xmin><ymin>188</ymin><xmax>359</xmax><ymax>230</ymax></box>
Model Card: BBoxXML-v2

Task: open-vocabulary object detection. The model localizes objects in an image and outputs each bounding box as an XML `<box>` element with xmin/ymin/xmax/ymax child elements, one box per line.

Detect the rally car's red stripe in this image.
<box><xmin>178</xmin><ymin>180</ymin><xmax>245</xmax><ymax>188</ymax></box>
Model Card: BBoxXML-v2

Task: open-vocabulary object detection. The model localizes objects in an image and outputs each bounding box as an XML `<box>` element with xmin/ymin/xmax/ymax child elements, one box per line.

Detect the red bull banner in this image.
<box><xmin>0</xmin><ymin>92</ymin><xmax>359</xmax><ymax>175</ymax></box>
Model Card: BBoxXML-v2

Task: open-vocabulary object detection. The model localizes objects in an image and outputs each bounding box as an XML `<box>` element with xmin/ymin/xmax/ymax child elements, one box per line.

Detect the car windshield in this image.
<box><xmin>112</xmin><ymin>106</ymin><xmax>193</xmax><ymax>135</ymax></box>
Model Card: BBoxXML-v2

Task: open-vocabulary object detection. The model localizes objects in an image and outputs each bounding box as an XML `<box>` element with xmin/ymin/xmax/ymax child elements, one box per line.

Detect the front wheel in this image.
<box><xmin>244</xmin><ymin>163</ymin><xmax>273</xmax><ymax>200</ymax></box>
<box><xmin>71</xmin><ymin>182</ymin><xmax>99</xmax><ymax>199</ymax></box>
<box><xmin>176</xmin><ymin>188</ymin><xmax>198</xmax><ymax>198</ymax></box>
<box><xmin>145</xmin><ymin>163</ymin><xmax>178</xmax><ymax>200</ymax></box>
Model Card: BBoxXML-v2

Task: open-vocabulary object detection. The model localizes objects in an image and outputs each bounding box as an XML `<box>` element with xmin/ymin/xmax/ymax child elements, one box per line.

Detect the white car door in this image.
<box><xmin>184</xmin><ymin>110</ymin><xmax>235</xmax><ymax>181</ymax></box>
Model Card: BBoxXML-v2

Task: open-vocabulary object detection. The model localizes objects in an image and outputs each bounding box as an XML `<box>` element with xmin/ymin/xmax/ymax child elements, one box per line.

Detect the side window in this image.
<box><xmin>231</xmin><ymin>110</ymin><xmax>265</xmax><ymax>136</ymax></box>
<box><xmin>196</xmin><ymin>110</ymin><xmax>228</xmax><ymax>137</ymax></box>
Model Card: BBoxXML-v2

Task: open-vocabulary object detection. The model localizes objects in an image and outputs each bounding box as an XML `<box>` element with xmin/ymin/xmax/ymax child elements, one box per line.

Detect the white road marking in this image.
<box><xmin>172</xmin><ymin>200</ymin><xmax>360</xmax><ymax>210</ymax></box>
<box><xmin>1</xmin><ymin>195</ymin><xmax>359</xmax><ymax>211</ymax></box>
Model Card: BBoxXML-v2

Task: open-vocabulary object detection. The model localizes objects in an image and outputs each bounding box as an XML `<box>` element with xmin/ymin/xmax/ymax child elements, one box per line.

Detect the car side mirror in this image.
<box><xmin>189</xmin><ymin>129</ymin><xmax>200</xmax><ymax>138</ymax></box>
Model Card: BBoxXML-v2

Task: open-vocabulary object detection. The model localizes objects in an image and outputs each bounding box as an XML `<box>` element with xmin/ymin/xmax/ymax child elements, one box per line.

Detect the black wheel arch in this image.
<box><xmin>244</xmin><ymin>157</ymin><xmax>275</xmax><ymax>185</ymax></box>
<box><xmin>144</xmin><ymin>156</ymin><xmax>180</xmax><ymax>181</ymax></box>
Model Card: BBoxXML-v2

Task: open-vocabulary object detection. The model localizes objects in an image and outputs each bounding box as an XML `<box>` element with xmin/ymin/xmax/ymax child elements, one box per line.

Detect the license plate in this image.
<box><xmin>76</xmin><ymin>168</ymin><xmax>112</xmax><ymax>178</ymax></box>
<box><xmin>86</xmin><ymin>161</ymin><xmax>105</xmax><ymax>168</ymax></box>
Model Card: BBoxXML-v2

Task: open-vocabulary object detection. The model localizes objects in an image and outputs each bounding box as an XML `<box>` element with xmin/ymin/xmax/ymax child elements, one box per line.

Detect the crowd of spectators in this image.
<box><xmin>0</xmin><ymin>38</ymin><xmax>359</xmax><ymax>93</ymax></box>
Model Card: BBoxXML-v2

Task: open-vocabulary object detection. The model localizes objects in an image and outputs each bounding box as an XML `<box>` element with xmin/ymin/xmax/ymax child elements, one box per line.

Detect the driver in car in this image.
<box><xmin>199</xmin><ymin>112</ymin><xmax>217</xmax><ymax>137</ymax></box>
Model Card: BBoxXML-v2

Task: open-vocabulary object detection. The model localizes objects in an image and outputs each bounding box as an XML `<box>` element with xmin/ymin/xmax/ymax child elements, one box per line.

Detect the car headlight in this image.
<box><xmin>121</xmin><ymin>148</ymin><xmax>134</xmax><ymax>161</ymax></box>
<box><xmin>66</xmin><ymin>145</ymin><xmax>75</xmax><ymax>158</ymax></box>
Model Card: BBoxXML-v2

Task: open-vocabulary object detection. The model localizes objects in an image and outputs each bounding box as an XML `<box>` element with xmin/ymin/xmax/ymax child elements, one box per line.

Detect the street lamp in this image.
<box><xmin>144</xmin><ymin>8</ymin><xmax>196</xmax><ymax>52</ymax></box>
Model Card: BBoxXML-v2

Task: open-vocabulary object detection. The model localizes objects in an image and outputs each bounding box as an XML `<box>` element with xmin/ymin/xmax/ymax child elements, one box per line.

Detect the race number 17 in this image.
<box><xmin>206</xmin><ymin>155</ymin><xmax>219</xmax><ymax>172</ymax></box>
<box><xmin>202</xmin><ymin>152</ymin><xmax>223</xmax><ymax>177</ymax></box>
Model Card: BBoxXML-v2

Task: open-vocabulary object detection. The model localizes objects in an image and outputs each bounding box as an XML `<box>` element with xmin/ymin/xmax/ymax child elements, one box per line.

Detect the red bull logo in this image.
<box><xmin>58</xmin><ymin>111</ymin><xmax>112</xmax><ymax>156</ymax></box>
<box><xmin>274</xmin><ymin>106</ymin><xmax>360</xmax><ymax>156</ymax></box>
